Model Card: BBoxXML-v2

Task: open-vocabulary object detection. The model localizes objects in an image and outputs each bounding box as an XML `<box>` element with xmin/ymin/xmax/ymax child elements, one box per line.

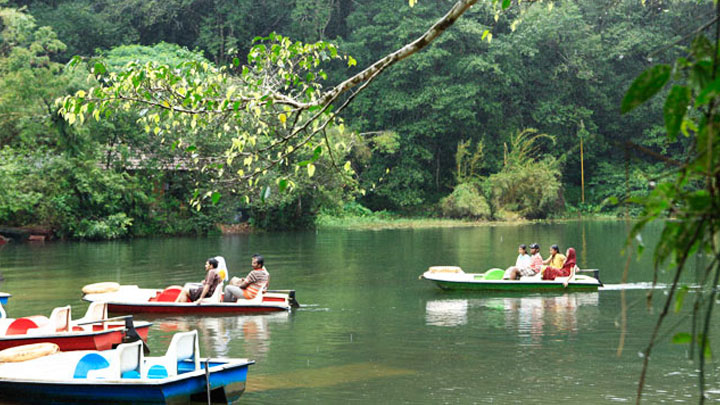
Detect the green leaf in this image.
<box><xmin>621</xmin><ymin>65</ymin><xmax>672</xmax><ymax>113</ymax></box>
<box><xmin>211</xmin><ymin>191</ymin><xmax>221</xmax><ymax>205</ymax></box>
<box><xmin>232</xmin><ymin>57</ymin><xmax>240</xmax><ymax>67</ymax></box>
<box><xmin>93</xmin><ymin>62</ymin><xmax>106</xmax><ymax>75</ymax></box>
<box><xmin>696</xmin><ymin>77</ymin><xmax>720</xmax><ymax>106</ymax></box>
<box><xmin>674</xmin><ymin>285</ymin><xmax>689</xmax><ymax>313</ymax></box>
<box><xmin>278</xmin><ymin>178</ymin><xmax>288</xmax><ymax>192</ymax></box>
<box><xmin>672</xmin><ymin>332</ymin><xmax>692</xmax><ymax>344</ymax></box>
<box><xmin>663</xmin><ymin>86</ymin><xmax>690</xmax><ymax>140</ymax></box>
<box><xmin>502</xmin><ymin>0</ymin><xmax>511</xmax><ymax>9</ymax></box>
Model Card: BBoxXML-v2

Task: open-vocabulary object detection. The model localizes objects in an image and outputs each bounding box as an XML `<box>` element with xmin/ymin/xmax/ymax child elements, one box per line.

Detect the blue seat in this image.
<box><xmin>73</xmin><ymin>353</ymin><xmax>110</xmax><ymax>379</ymax></box>
<box><xmin>147</xmin><ymin>364</ymin><xmax>169</xmax><ymax>379</ymax></box>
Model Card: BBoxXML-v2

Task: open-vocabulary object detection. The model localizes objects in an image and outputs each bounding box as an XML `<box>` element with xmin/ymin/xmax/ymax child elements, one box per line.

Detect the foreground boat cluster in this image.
<box><xmin>0</xmin><ymin>255</ymin><xmax>601</xmax><ymax>403</ymax></box>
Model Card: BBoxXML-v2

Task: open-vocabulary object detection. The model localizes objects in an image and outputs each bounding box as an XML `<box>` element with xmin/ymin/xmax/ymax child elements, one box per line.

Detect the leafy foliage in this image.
<box><xmin>621</xmin><ymin>3</ymin><xmax>720</xmax><ymax>401</ymax></box>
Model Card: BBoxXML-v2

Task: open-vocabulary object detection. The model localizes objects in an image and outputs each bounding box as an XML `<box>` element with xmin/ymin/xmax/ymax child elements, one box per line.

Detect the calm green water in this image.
<box><xmin>0</xmin><ymin>220</ymin><xmax>717</xmax><ymax>403</ymax></box>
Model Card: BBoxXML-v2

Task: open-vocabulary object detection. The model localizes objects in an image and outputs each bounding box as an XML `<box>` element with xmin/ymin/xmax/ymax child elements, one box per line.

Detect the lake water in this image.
<box><xmin>0</xmin><ymin>220</ymin><xmax>716</xmax><ymax>403</ymax></box>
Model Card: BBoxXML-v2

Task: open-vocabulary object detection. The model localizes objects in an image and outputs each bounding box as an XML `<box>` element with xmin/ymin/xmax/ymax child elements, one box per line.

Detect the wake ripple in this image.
<box><xmin>600</xmin><ymin>282</ymin><xmax>668</xmax><ymax>291</ymax></box>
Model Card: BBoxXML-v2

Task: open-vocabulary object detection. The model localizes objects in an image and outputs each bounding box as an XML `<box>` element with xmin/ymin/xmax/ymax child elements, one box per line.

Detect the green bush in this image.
<box><xmin>71</xmin><ymin>213</ymin><xmax>133</xmax><ymax>240</ymax></box>
<box><xmin>440</xmin><ymin>182</ymin><xmax>490</xmax><ymax>219</ymax></box>
<box><xmin>488</xmin><ymin>157</ymin><xmax>562</xmax><ymax>219</ymax></box>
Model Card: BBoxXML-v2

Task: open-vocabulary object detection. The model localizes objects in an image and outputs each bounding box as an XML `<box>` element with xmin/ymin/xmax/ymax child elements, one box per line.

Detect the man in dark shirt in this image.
<box><xmin>176</xmin><ymin>257</ymin><xmax>222</xmax><ymax>304</ymax></box>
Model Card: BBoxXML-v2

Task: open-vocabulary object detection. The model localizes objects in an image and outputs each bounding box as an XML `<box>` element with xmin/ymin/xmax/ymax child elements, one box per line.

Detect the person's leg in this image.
<box><xmin>503</xmin><ymin>267</ymin><xmax>518</xmax><ymax>280</ymax></box>
<box><xmin>224</xmin><ymin>285</ymin><xmax>243</xmax><ymax>302</ymax></box>
<box><xmin>175</xmin><ymin>287</ymin><xmax>190</xmax><ymax>302</ymax></box>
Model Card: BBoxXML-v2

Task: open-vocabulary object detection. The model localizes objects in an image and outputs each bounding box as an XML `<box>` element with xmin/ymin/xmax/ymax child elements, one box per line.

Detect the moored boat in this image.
<box><xmin>0</xmin><ymin>302</ymin><xmax>151</xmax><ymax>351</ymax></box>
<box><xmin>83</xmin><ymin>283</ymin><xmax>299</xmax><ymax>315</ymax></box>
<box><xmin>420</xmin><ymin>266</ymin><xmax>602</xmax><ymax>292</ymax></box>
<box><xmin>0</xmin><ymin>330</ymin><xmax>253</xmax><ymax>404</ymax></box>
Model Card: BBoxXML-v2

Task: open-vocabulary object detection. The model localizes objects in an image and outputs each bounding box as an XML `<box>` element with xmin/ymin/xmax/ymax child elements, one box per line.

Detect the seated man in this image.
<box><xmin>505</xmin><ymin>243</ymin><xmax>543</xmax><ymax>280</ymax></box>
<box><xmin>175</xmin><ymin>257</ymin><xmax>222</xmax><ymax>304</ymax></box>
<box><xmin>224</xmin><ymin>254</ymin><xmax>270</xmax><ymax>302</ymax></box>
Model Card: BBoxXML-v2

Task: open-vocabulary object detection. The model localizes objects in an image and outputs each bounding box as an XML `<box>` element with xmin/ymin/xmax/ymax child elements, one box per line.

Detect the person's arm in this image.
<box><xmin>239</xmin><ymin>271</ymin><xmax>258</xmax><ymax>288</ymax></box>
<box><xmin>195</xmin><ymin>284</ymin><xmax>210</xmax><ymax>304</ymax></box>
<box><xmin>542</xmin><ymin>255</ymin><xmax>552</xmax><ymax>265</ymax></box>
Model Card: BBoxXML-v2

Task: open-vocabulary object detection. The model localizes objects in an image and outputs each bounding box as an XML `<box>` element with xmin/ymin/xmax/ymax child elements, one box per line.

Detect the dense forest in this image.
<box><xmin>0</xmin><ymin>0</ymin><xmax>711</xmax><ymax>239</ymax></box>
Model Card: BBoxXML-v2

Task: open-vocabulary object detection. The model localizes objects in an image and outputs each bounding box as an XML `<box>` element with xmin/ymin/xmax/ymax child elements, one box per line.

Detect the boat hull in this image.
<box><xmin>0</xmin><ymin>323</ymin><xmax>150</xmax><ymax>351</ymax></box>
<box><xmin>106</xmin><ymin>302</ymin><xmax>290</xmax><ymax>315</ymax></box>
<box><xmin>0</xmin><ymin>359</ymin><xmax>250</xmax><ymax>404</ymax></box>
<box><xmin>424</xmin><ymin>277</ymin><xmax>600</xmax><ymax>292</ymax></box>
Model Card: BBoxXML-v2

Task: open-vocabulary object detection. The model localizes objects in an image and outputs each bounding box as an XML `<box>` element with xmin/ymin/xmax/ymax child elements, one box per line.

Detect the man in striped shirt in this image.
<box><xmin>223</xmin><ymin>254</ymin><xmax>270</xmax><ymax>302</ymax></box>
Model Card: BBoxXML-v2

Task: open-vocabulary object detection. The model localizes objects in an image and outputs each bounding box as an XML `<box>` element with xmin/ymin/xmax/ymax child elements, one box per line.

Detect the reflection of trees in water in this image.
<box><xmin>154</xmin><ymin>312</ymin><xmax>290</xmax><ymax>360</ymax></box>
<box><xmin>424</xmin><ymin>293</ymin><xmax>599</xmax><ymax>341</ymax></box>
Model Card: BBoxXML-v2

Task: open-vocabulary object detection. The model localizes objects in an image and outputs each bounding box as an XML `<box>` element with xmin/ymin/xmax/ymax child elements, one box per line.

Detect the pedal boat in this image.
<box><xmin>83</xmin><ymin>283</ymin><xmax>299</xmax><ymax>315</ymax></box>
<box><xmin>0</xmin><ymin>302</ymin><xmax>151</xmax><ymax>351</ymax></box>
<box><xmin>420</xmin><ymin>266</ymin><xmax>602</xmax><ymax>292</ymax></box>
<box><xmin>0</xmin><ymin>330</ymin><xmax>253</xmax><ymax>404</ymax></box>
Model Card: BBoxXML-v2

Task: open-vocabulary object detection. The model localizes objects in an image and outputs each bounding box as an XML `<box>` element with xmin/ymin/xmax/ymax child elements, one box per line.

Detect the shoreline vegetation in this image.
<box><xmin>313</xmin><ymin>212</ymin><xmax>624</xmax><ymax>231</ymax></box>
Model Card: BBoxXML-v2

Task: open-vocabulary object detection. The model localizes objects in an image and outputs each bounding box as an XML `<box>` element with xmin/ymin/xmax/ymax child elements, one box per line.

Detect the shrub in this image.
<box><xmin>440</xmin><ymin>182</ymin><xmax>490</xmax><ymax>219</ymax></box>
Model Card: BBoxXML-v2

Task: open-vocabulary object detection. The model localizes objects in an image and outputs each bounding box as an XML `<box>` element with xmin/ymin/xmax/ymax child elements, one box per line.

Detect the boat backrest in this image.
<box><xmin>169</xmin><ymin>330</ymin><xmax>200</xmax><ymax>368</ymax></box>
<box><xmin>116</xmin><ymin>340</ymin><xmax>143</xmax><ymax>378</ymax></box>
<box><xmin>215</xmin><ymin>256</ymin><xmax>229</xmax><ymax>282</ymax></box>
<box><xmin>143</xmin><ymin>330</ymin><xmax>200</xmax><ymax>378</ymax></box>
<box><xmin>203</xmin><ymin>282</ymin><xmax>224</xmax><ymax>303</ymax></box>
<box><xmin>49</xmin><ymin>306</ymin><xmax>72</xmax><ymax>332</ymax></box>
<box><xmin>82</xmin><ymin>302</ymin><xmax>108</xmax><ymax>323</ymax></box>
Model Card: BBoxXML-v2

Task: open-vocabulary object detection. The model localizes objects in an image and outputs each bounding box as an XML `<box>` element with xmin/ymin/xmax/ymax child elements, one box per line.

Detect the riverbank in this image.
<box><xmin>314</xmin><ymin>212</ymin><xmax>624</xmax><ymax>231</ymax></box>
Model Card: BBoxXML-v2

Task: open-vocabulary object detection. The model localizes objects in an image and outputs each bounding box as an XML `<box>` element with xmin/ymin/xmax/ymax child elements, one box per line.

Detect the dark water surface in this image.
<box><xmin>0</xmin><ymin>220</ymin><xmax>717</xmax><ymax>403</ymax></box>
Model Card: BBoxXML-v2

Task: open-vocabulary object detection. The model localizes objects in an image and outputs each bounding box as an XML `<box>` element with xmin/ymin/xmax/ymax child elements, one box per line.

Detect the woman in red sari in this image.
<box><xmin>542</xmin><ymin>247</ymin><xmax>577</xmax><ymax>284</ymax></box>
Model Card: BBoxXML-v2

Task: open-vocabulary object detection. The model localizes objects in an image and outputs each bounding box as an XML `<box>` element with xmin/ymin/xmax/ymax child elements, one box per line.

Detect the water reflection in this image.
<box><xmin>425</xmin><ymin>299</ymin><xmax>468</xmax><ymax>327</ymax></box>
<box><xmin>152</xmin><ymin>312</ymin><xmax>290</xmax><ymax>359</ymax></box>
<box><xmin>425</xmin><ymin>293</ymin><xmax>599</xmax><ymax>339</ymax></box>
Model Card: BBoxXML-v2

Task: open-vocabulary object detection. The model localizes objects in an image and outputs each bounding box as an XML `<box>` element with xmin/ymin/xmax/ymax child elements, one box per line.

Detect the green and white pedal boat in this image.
<box><xmin>420</xmin><ymin>266</ymin><xmax>602</xmax><ymax>292</ymax></box>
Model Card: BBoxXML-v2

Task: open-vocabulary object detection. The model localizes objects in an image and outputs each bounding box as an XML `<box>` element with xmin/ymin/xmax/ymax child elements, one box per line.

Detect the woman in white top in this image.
<box><xmin>503</xmin><ymin>244</ymin><xmax>531</xmax><ymax>280</ymax></box>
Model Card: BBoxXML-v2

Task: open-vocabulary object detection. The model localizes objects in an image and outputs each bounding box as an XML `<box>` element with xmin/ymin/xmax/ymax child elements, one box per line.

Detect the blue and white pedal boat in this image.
<box><xmin>0</xmin><ymin>330</ymin><xmax>254</xmax><ymax>404</ymax></box>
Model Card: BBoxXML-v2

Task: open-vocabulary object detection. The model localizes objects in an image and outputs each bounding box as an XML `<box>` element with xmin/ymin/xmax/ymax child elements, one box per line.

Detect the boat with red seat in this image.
<box><xmin>0</xmin><ymin>302</ymin><xmax>151</xmax><ymax>351</ymax></box>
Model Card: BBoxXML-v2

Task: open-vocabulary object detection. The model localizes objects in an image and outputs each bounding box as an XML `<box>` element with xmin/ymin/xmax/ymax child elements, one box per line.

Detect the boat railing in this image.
<box><xmin>576</xmin><ymin>268</ymin><xmax>601</xmax><ymax>284</ymax></box>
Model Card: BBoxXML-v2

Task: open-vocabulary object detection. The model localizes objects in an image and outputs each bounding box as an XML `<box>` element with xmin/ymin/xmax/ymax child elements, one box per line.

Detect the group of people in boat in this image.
<box><xmin>503</xmin><ymin>243</ymin><xmax>578</xmax><ymax>285</ymax></box>
<box><xmin>175</xmin><ymin>254</ymin><xmax>270</xmax><ymax>304</ymax></box>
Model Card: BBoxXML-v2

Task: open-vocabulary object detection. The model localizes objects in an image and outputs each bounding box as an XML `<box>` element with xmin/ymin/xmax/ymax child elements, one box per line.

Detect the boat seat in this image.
<box><xmin>72</xmin><ymin>302</ymin><xmax>108</xmax><ymax>331</ymax></box>
<box><xmin>234</xmin><ymin>281</ymin><xmax>268</xmax><ymax>304</ymax></box>
<box><xmin>143</xmin><ymin>330</ymin><xmax>200</xmax><ymax>379</ymax></box>
<box><xmin>6</xmin><ymin>316</ymin><xmax>49</xmax><ymax>335</ymax></box>
<box><xmin>483</xmin><ymin>269</ymin><xmax>505</xmax><ymax>280</ymax></box>
<box><xmin>200</xmin><ymin>283</ymin><xmax>224</xmax><ymax>304</ymax></box>
<box><xmin>152</xmin><ymin>286</ymin><xmax>183</xmax><ymax>302</ymax></box>
<box><xmin>82</xmin><ymin>340</ymin><xmax>144</xmax><ymax>380</ymax></box>
<box><xmin>49</xmin><ymin>306</ymin><xmax>72</xmax><ymax>332</ymax></box>
<box><xmin>0</xmin><ymin>302</ymin><xmax>5</xmax><ymax>319</ymax></box>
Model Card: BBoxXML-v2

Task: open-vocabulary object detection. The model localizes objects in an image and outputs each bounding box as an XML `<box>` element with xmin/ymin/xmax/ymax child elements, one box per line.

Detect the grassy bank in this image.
<box><xmin>315</xmin><ymin>212</ymin><xmax>625</xmax><ymax>231</ymax></box>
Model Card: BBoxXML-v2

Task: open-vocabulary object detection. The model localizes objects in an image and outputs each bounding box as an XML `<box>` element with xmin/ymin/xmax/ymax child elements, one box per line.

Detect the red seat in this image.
<box><xmin>153</xmin><ymin>287</ymin><xmax>182</xmax><ymax>302</ymax></box>
<box><xmin>5</xmin><ymin>316</ymin><xmax>49</xmax><ymax>335</ymax></box>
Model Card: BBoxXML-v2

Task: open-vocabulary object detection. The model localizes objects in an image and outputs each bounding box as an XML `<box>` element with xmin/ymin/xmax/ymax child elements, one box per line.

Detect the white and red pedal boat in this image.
<box><xmin>82</xmin><ymin>282</ymin><xmax>300</xmax><ymax>315</ymax></box>
<box><xmin>0</xmin><ymin>302</ymin><xmax>150</xmax><ymax>351</ymax></box>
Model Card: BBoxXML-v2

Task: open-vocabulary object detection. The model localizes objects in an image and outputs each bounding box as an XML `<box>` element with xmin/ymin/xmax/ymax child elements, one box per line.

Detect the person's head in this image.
<box><xmin>550</xmin><ymin>244</ymin><xmax>560</xmax><ymax>255</ymax></box>
<box><xmin>518</xmin><ymin>244</ymin><xmax>527</xmax><ymax>255</ymax></box>
<box><xmin>206</xmin><ymin>258</ymin><xmax>219</xmax><ymax>270</ymax></box>
<box><xmin>529</xmin><ymin>243</ymin><xmax>540</xmax><ymax>254</ymax></box>
<box><xmin>251</xmin><ymin>254</ymin><xmax>264</xmax><ymax>269</ymax></box>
